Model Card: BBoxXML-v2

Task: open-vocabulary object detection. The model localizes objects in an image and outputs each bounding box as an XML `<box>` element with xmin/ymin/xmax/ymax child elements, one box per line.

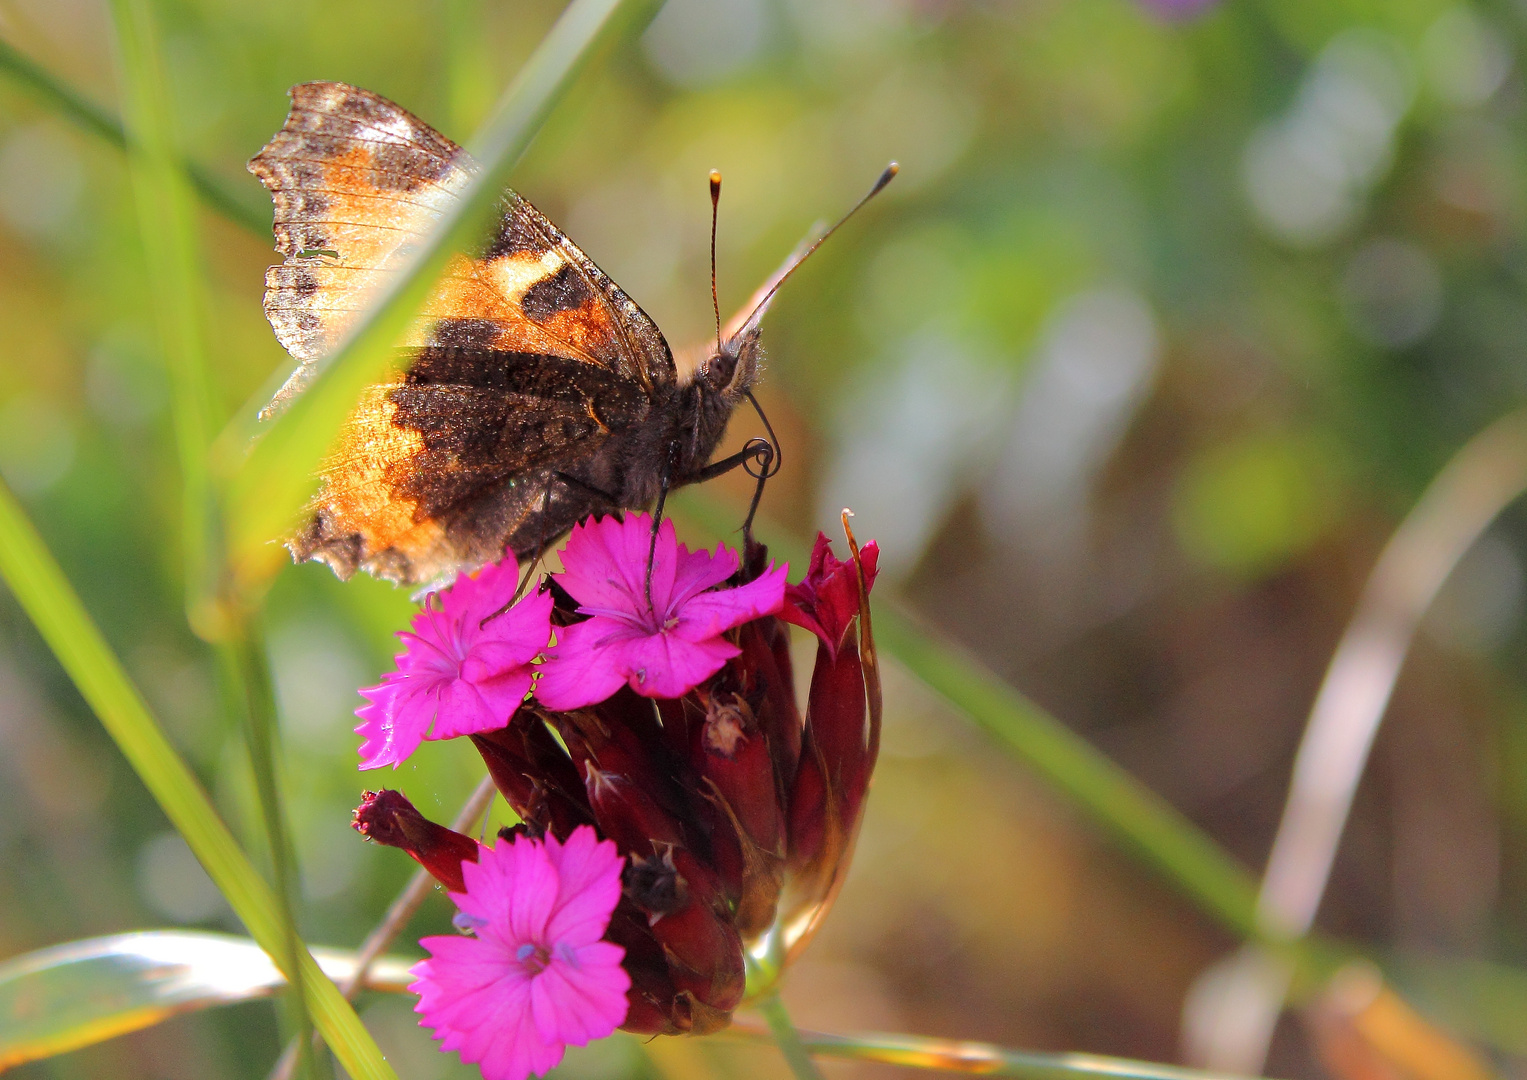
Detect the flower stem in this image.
<box><xmin>757</xmin><ymin>992</ymin><xmax>826</xmax><ymax>1080</ymax></box>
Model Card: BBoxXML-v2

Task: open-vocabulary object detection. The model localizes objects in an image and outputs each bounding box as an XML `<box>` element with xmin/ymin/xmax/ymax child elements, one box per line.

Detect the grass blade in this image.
<box><xmin>0</xmin><ymin>480</ymin><xmax>398</xmax><ymax>1080</ymax></box>
<box><xmin>0</xmin><ymin>932</ymin><xmax>415</xmax><ymax>1070</ymax></box>
<box><xmin>219</xmin><ymin>0</ymin><xmax>666</xmax><ymax>594</ymax></box>
<box><xmin>874</xmin><ymin>603</ymin><xmax>1264</xmax><ymax>940</ymax></box>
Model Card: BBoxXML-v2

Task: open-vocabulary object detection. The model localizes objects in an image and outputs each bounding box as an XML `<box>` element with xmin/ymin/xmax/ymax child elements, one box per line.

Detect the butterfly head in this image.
<box><xmin>699</xmin><ymin>323</ymin><xmax>764</xmax><ymax>403</ymax></box>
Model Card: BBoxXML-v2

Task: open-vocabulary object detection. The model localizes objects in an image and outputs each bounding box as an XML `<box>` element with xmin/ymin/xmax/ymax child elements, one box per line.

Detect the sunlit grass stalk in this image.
<box><xmin>106</xmin><ymin>0</ymin><xmax>218</xmax><ymax>621</ymax></box>
<box><xmin>0</xmin><ymin>479</ymin><xmax>398</xmax><ymax>1080</ymax></box>
<box><xmin>217</xmin><ymin>0</ymin><xmax>667</xmax><ymax>594</ymax></box>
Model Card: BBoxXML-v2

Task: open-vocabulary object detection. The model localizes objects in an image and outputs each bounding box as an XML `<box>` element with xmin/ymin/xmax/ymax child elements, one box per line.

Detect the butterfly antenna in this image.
<box><xmin>739</xmin><ymin>161</ymin><xmax>898</xmax><ymax>334</ymax></box>
<box><xmin>709</xmin><ymin>169</ymin><xmax>723</xmax><ymax>355</ymax></box>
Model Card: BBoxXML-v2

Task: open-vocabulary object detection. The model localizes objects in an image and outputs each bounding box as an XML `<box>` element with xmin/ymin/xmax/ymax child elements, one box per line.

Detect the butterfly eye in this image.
<box><xmin>703</xmin><ymin>349</ymin><xmax>738</xmax><ymax>391</ymax></box>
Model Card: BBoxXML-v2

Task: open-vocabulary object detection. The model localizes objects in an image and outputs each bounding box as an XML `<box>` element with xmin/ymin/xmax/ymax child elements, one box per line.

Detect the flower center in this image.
<box><xmin>516</xmin><ymin>941</ymin><xmax>552</xmax><ymax>976</ymax></box>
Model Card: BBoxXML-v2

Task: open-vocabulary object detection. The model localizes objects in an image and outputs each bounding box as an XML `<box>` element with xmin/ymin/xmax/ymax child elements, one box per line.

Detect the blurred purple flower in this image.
<box><xmin>411</xmin><ymin>825</ymin><xmax>630</xmax><ymax>1080</ymax></box>
<box><xmin>535</xmin><ymin>514</ymin><xmax>787</xmax><ymax>709</ymax></box>
<box><xmin>356</xmin><ymin>559</ymin><xmax>552</xmax><ymax>769</ymax></box>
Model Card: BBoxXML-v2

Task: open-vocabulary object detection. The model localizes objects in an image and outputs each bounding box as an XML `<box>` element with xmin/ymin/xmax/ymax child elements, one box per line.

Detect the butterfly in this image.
<box><xmin>249</xmin><ymin>81</ymin><xmax>893</xmax><ymax>587</ymax></box>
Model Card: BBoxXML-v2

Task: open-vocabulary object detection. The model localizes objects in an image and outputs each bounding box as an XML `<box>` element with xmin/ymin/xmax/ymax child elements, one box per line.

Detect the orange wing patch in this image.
<box><xmin>299</xmin><ymin>381</ymin><xmax>445</xmax><ymax>573</ymax></box>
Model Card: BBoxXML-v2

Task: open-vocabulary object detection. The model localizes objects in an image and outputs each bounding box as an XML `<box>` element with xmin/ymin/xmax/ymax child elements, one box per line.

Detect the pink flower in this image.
<box><xmin>356</xmin><ymin>559</ymin><xmax>552</xmax><ymax>769</ymax></box>
<box><xmin>535</xmin><ymin>514</ymin><xmax>787</xmax><ymax>710</ymax></box>
<box><xmin>411</xmin><ymin>825</ymin><xmax>630</xmax><ymax>1080</ymax></box>
<box><xmin>781</xmin><ymin>532</ymin><xmax>879</xmax><ymax>660</ymax></box>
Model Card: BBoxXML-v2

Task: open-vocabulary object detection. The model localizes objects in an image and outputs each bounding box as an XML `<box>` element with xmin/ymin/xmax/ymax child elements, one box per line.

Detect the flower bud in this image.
<box><xmin>352</xmin><ymin>789</ymin><xmax>478</xmax><ymax>892</ymax></box>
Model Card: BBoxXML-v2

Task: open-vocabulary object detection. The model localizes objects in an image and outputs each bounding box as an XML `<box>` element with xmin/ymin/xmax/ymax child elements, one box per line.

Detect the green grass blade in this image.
<box><xmin>873</xmin><ymin>604</ymin><xmax>1263</xmax><ymax>940</ymax></box>
<box><xmin>0</xmin><ymin>482</ymin><xmax>398</xmax><ymax>1080</ymax></box>
<box><xmin>0</xmin><ymin>932</ymin><xmax>416</xmax><ymax>1070</ymax></box>
<box><xmin>0</xmin><ymin>36</ymin><xmax>268</xmax><ymax>235</ymax></box>
<box><xmin>218</xmin><ymin>0</ymin><xmax>665</xmax><ymax>594</ymax></box>
<box><xmin>107</xmin><ymin>0</ymin><xmax>219</xmax><ymax>616</ymax></box>
<box><xmin>220</xmin><ymin>631</ymin><xmax>322</xmax><ymax>1079</ymax></box>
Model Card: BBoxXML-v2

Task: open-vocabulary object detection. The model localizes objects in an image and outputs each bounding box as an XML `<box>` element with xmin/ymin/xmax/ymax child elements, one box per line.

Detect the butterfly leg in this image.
<box><xmin>511</xmin><ymin>477</ymin><xmax>560</xmax><ymax>603</ymax></box>
<box><xmin>518</xmin><ymin>471</ymin><xmax>623</xmax><ymax>595</ymax></box>
<box><xmin>645</xmin><ymin>443</ymin><xmax>680</xmax><ymax>610</ymax></box>
<box><xmin>485</xmin><ymin>473</ymin><xmax>623</xmax><ymax>627</ymax></box>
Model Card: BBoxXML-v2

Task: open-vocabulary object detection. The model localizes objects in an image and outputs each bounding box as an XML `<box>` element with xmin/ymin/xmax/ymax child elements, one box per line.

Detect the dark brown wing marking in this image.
<box><xmin>288</xmin><ymin>349</ymin><xmax>649</xmax><ymax>584</ymax></box>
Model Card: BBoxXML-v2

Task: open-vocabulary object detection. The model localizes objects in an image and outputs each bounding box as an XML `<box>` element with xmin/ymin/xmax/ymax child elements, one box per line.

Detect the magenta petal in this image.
<box><xmin>667</xmin><ymin>541</ymin><xmax>740</xmax><ymax>607</ymax></box>
<box><xmin>469</xmin><ymin>668</ymin><xmax>534</xmax><ymax>726</ymax></box>
<box><xmin>464</xmin><ymin>639</ymin><xmax>539</xmax><ymax>681</ymax></box>
<box><xmin>556</xmin><ymin>515</ymin><xmax>652</xmax><ymax>613</ymax></box>
<box><xmin>475</xmin><ymin>587</ymin><xmax>554</xmax><ymax>655</ymax></box>
<box><xmin>530</xmin><ymin>949</ymin><xmax>630</xmax><ymax>1046</ymax></box>
<box><xmin>613</xmin><ymin>632</ymin><xmax>740</xmax><ymax>699</ymax></box>
<box><xmin>534</xmin><ymin>621</ymin><xmax>633</xmax><ymax>711</ymax></box>
<box><xmin>672</xmin><ymin>562</ymin><xmax>786</xmax><ymax>640</ymax></box>
<box><xmin>499</xmin><ymin>835</ymin><xmax>558</xmax><ymax>944</ymax></box>
<box><xmin>543</xmin><ymin>827</ymin><xmax>625</xmax><ymax>945</ymax></box>
<box><xmin>433</xmin><ymin>670</ymin><xmax>530</xmax><ymax>739</ymax></box>
<box><xmin>355</xmin><ymin>680</ymin><xmax>425</xmax><ymax>770</ymax></box>
<box><xmin>444</xmin><ymin>558</ymin><xmax>521</xmax><ymax>630</ymax></box>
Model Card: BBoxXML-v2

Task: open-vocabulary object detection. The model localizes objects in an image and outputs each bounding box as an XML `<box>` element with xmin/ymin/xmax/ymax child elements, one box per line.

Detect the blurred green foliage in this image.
<box><xmin>3</xmin><ymin>0</ymin><xmax>1527</xmax><ymax>1076</ymax></box>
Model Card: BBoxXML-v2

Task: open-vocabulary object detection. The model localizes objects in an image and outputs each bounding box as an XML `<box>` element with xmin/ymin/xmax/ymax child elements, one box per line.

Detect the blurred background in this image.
<box><xmin>0</xmin><ymin>0</ymin><xmax>1525</xmax><ymax>1076</ymax></box>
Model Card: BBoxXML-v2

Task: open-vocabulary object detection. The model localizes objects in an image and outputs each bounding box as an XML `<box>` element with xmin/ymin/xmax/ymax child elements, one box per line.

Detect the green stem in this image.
<box><xmin>758</xmin><ymin>993</ymin><xmax>826</xmax><ymax>1080</ymax></box>
<box><xmin>0</xmin><ymin>36</ymin><xmax>268</xmax><ymax>235</ymax></box>
<box><xmin>0</xmin><ymin>481</ymin><xmax>397</xmax><ymax>1080</ymax></box>
<box><xmin>221</xmin><ymin>633</ymin><xmax>323</xmax><ymax>1080</ymax></box>
<box><xmin>875</xmin><ymin>603</ymin><xmax>1262</xmax><ymax>939</ymax></box>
